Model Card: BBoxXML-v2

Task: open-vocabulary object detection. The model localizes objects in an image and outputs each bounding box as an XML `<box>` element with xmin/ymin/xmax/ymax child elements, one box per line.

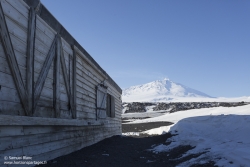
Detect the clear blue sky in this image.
<box><xmin>41</xmin><ymin>0</ymin><xmax>250</xmax><ymax>97</ymax></box>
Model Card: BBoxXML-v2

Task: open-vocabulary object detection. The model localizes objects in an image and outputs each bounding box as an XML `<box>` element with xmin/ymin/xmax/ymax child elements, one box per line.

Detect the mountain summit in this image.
<box><xmin>122</xmin><ymin>78</ymin><xmax>212</xmax><ymax>102</ymax></box>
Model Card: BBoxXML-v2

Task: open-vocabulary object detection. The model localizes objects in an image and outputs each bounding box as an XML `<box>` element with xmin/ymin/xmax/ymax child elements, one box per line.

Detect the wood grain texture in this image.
<box><xmin>59</xmin><ymin>36</ymin><xmax>73</xmax><ymax>114</ymax></box>
<box><xmin>0</xmin><ymin>126</ymin><xmax>24</xmax><ymax>137</ymax></box>
<box><xmin>0</xmin><ymin>101</ymin><xmax>25</xmax><ymax>116</ymax></box>
<box><xmin>5</xmin><ymin>15</ymin><xmax>27</xmax><ymax>43</ymax></box>
<box><xmin>0</xmin><ymin>0</ymin><xmax>122</xmax><ymax>165</ymax></box>
<box><xmin>26</xmin><ymin>7</ymin><xmax>36</xmax><ymax>116</ymax></box>
<box><xmin>0</xmin><ymin>2</ymin><xmax>29</xmax><ymax>115</ymax></box>
<box><xmin>76</xmin><ymin>58</ymin><xmax>104</xmax><ymax>85</ymax></box>
<box><xmin>6</xmin><ymin>0</ymin><xmax>29</xmax><ymax>18</ymax></box>
<box><xmin>1</xmin><ymin>0</ymin><xmax>28</xmax><ymax>29</ymax></box>
<box><xmin>96</xmin><ymin>85</ymin><xmax>107</xmax><ymax>119</ymax></box>
<box><xmin>0</xmin><ymin>127</ymin><xmax>98</xmax><ymax>151</ymax></box>
<box><xmin>33</xmin><ymin>34</ymin><xmax>57</xmax><ymax>114</ymax></box>
<box><xmin>76</xmin><ymin>70</ymin><xmax>97</xmax><ymax>90</ymax></box>
<box><xmin>76</xmin><ymin>78</ymin><xmax>96</xmax><ymax>97</ymax></box>
<box><xmin>76</xmin><ymin>91</ymin><xmax>95</xmax><ymax>105</ymax></box>
<box><xmin>22</xmin><ymin>135</ymin><xmax>84</xmax><ymax>156</ymax></box>
<box><xmin>0</xmin><ymin>115</ymin><xmax>104</xmax><ymax>126</ymax></box>
<box><xmin>0</xmin><ymin>71</ymin><xmax>16</xmax><ymax>89</ymax></box>
<box><xmin>111</xmin><ymin>95</ymin><xmax>115</xmax><ymax>118</ymax></box>
<box><xmin>61</xmin><ymin>37</ymin><xmax>73</xmax><ymax>55</ymax></box>
<box><xmin>36</xmin><ymin>14</ymin><xmax>56</xmax><ymax>40</ymax></box>
<box><xmin>72</xmin><ymin>45</ymin><xmax>76</xmax><ymax>119</ymax></box>
<box><xmin>74</xmin><ymin>45</ymin><xmax>106</xmax><ymax>79</ymax></box>
<box><xmin>39</xmin><ymin>85</ymin><xmax>68</xmax><ymax>102</ymax></box>
<box><xmin>54</xmin><ymin>34</ymin><xmax>61</xmax><ymax>117</ymax></box>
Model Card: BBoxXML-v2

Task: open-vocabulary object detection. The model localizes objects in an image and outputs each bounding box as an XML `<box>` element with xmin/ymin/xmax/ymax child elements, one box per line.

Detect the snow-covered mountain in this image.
<box><xmin>122</xmin><ymin>78</ymin><xmax>212</xmax><ymax>102</ymax></box>
<box><xmin>122</xmin><ymin>78</ymin><xmax>250</xmax><ymax>102</ymax></box>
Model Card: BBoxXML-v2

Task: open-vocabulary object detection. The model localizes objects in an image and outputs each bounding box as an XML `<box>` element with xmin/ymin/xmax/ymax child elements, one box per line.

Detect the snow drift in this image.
<box><xmin>128</xmin><ymin>105</ymin><xmax>250</xmax><ymax>167</ymax></box>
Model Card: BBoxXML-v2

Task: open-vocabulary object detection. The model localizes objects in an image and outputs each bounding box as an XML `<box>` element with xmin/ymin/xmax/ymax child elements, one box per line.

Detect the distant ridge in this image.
<box><xmin>122</xmin><ymin>78</ymin><xmax>212</xmax><ymax>102</ymax></box>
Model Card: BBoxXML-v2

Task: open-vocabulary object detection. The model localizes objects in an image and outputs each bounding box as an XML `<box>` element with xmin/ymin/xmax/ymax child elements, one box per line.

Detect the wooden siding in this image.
<box><xmin>0</xmin><ymin>0</ymin><xmax>122</xmax><ymax>166</ymax></box>
<box><xmin>0</xmin><ymin>124</ymin><xmax>121</xmax><ymax>166</ymax></box>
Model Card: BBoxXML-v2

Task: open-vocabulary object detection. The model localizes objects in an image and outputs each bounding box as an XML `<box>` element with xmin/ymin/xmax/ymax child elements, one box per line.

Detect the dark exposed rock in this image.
<box><xmin>123</xmin><ymin>102</ymin><xmax>155</xmax><ymax>113</ymax></box>
<box><xmin>122</xmin><ymin>101</ymin><xmax>247</xmax><ymax>114</ymax></box>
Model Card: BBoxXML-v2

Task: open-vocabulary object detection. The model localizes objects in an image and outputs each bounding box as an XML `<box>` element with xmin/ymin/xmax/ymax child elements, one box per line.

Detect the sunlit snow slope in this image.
<box><xmin>122</xmin><ymin>78</ymin><xmax>212</xmax><ymax>102</ymax></box>
<box><xmin>122</xmin><ymin>78</ymin><xmax>250</xmax><ymax>102</ymax></box>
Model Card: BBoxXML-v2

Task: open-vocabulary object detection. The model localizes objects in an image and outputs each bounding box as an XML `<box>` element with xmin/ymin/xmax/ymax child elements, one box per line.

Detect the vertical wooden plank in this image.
<box><xmin>26</xmin><ymin>7</ymin><xmax>36</xmax><ymax>116</ymax></box>
<box><xmin>68</xmin><ymin>54</ymin><xmax>72</xmax><ymax>92</ymax></box>
<box><xmin>33</xmin><ymin>34</ymin><xmax>57</xmax><ymax>114</ymax></box>
<box><xmin>68</xmin><ymin>54</ymin><xmax>71</xmax><ymax>92</ymax></box>
<box><xmin>72</xmin><ymin>45</ymin><xmax>76</xmax><ymax>119</ymax></box>
<box><xmin>60</xmin><ymin>37</ymin><xmax>73</xmax><ymax>113</ymax></box>
<box><xmin>0</xmin><ymin>2</ymin><xmax>29</xmax><ymax>115</ymax></box>
<box><xmin>54</xmin><ymin>34</ymin><xmax>61</xmax><ymax>117</ymax></box>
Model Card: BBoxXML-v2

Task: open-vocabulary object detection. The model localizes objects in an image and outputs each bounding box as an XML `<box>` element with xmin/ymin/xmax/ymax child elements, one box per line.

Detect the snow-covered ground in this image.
<box><xmin>125</xmin><ymin>104</ymin><xmax>250</xmax><ymax>167</ymax></box>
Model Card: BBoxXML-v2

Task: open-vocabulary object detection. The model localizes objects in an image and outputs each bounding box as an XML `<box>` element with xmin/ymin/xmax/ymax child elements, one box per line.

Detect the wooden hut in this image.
<box><xmin>0</xmin><ymin>0</ymin><xmax>122</xmax><ymax>165</ymax></box>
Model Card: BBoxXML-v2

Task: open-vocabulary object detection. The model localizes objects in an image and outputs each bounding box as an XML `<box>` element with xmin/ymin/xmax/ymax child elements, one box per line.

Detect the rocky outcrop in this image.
<box><xmin>123</xmin><ymin>102</ymin><xmax>155</xmax><ymax>113</ymax></box>
<box><xmin>153</xmin><ymin>102</ymin><xmax>218</xmax><ymax>113</ymax></box>
<box><xmin>123</xmin><ymin>101</ymin><xmax>246</xmax><ymax>113</ymax></box>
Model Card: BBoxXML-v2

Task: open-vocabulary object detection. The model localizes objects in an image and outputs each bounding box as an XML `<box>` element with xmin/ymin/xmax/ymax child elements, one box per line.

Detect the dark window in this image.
<box><xmin>106</xmin><ymin>94</ymin><xmax>111</xmax><ymax>117</ymax></box>
<box><xmin>106</xmin><ymin>93</ymin><xmax>115</xmax><ymax>118</ymax></box>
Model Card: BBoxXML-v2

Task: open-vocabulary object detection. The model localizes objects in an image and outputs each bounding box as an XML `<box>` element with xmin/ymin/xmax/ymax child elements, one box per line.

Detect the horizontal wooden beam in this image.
<box><xmin>0</xmin><ymin>115</ymin><xmax>106</xmax><ymax>126</ymax></box>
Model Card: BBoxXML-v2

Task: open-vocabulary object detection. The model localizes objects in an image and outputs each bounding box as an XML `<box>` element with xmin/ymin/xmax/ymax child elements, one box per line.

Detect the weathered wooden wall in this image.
<box><xmin>0</xmin><ymin>0</ymin><xmax>122</xmax><ymax>166</ymax></box>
